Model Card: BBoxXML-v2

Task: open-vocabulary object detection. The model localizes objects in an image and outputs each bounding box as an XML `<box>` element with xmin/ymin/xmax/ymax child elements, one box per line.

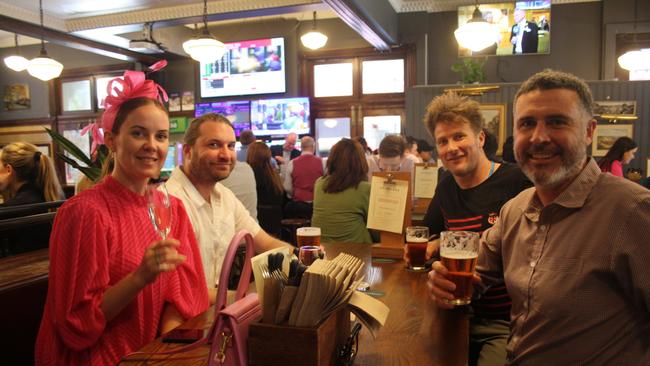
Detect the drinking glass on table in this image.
<box><xmin>405</xmin><ymin>226</ymin><xmax>429</xmax><ymax>271</ymax></box>
<box><xmin>296</xmin><ymin>227</ymin><xmax>321</xmax><ymax>247</ymax></box>
<box><xmin>146</xmin><ymin>182</ymin><xmax>172</xmax><ymax>239</ymax></box>
<box><xmin>298</xmin><ymin>246</ymin><xmax>321</xmax><ymax>266</ymax></box>
<box><xmin>439</xmin><ymin>231</ymin><xmax>479</xmax><ymax>305</ymax></box>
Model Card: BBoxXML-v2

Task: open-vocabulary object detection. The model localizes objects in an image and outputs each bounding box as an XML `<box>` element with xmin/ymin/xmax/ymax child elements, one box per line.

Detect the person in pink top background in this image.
<box><xmin>598</xmin><ymin>136</ymin><xmax>638</xmax><ymax>177</ymax></box>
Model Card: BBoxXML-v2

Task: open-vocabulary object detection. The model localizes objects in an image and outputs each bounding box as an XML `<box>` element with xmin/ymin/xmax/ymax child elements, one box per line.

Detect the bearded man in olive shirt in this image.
<box><xmin>429</xmin><ymin>69</ymin><xmax>650</xmax><ymax>364</ymax></box>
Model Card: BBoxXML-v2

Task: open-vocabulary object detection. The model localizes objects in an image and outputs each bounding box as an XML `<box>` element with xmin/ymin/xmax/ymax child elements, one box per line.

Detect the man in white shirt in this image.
<box><xmin>166</xmin><ymin>113</ymin><xmax>292</xmax><ymax>303</ymax></box>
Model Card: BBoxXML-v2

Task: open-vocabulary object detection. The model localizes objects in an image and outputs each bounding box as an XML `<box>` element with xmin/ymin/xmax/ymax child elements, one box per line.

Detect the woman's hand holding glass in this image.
<box><xmin>135</xmin><ymin>239</ymin><xmax>187</xmax><ymax>285</ymax></box>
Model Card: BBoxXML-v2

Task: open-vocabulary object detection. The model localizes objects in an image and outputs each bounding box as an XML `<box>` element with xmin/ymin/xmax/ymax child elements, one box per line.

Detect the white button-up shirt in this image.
<box><xmin>166</xmin><ymin>167</ymin><xmax>261</xmax><ymax>287</ymax></box>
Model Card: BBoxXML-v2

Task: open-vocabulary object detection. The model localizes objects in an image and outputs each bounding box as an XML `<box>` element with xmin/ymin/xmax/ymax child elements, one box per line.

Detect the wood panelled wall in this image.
<box><xmin>405</xmin><ymin>80</ymin><xmax>650</xmax><ymax>173</ymax></box>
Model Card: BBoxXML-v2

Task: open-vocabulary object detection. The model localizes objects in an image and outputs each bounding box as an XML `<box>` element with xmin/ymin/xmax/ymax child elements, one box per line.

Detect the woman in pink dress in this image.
<box><xmin>598</xmin><ymin>137</ymin><xmax>638</xmax><ymax>178</ymax></box>
<box><xmin>35</xmin><ymin>63</ymin><xmax>209</xmax><ymax>365</ymax></box>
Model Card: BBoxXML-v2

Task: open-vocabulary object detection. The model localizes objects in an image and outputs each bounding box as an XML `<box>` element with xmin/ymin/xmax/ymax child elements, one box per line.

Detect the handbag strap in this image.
<box><xmin>214</xmin><ymin>230</ymin><xmax>255</xmax><ymax>312</ymax></box>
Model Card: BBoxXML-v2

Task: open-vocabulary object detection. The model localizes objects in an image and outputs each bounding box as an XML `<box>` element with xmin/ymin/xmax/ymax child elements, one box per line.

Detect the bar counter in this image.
<box><xmin>121</xmin><ymin>243</ymin><xmax>468</xmax><ymax>365</ymax></box>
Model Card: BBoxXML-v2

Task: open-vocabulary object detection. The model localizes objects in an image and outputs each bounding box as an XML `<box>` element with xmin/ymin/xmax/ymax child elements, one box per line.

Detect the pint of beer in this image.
<box><xmin>296</xmin><ymin>227</ymin><xmax>321</xmax><ymax>247</ymax></box>
<box><xmin>405</xmin><ymin>226</ymin><xmax>429</xmax><ymax>271</ymax></box>
<box><xmin>440</xmin><ymin>231</ymin><xmax>479</xmax><ymax>306</ymax></box>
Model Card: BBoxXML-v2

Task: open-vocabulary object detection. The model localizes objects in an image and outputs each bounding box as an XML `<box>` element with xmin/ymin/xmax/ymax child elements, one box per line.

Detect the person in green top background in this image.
<box><xmin>311</xmin><ymin>138</ymin><xmax>374</xmax><ymax>244</ymax></box>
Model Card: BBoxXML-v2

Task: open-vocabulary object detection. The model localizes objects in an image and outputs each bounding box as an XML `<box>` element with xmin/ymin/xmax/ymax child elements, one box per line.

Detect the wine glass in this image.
<box><xmin>146</xmin><ymin>182</ymin><xmax>172</xmax><ymax>240</ymax></box>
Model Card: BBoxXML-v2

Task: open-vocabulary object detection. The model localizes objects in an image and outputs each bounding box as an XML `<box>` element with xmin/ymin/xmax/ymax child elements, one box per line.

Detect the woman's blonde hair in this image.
<box><xmin>1</xmin><ymin>142</ymin><xmax>64</xmax><ymax>202</ymax></box>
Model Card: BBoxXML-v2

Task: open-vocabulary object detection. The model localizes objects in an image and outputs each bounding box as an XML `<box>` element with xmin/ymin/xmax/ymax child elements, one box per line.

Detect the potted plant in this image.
<box><xmin>451</xmin><ymin>58</ymin><xmax>487</xmax><ymax>84</ymax></box>
<box><xmin>45</xmin><ymin>128</ymin><xmax>107</xmax><ymax>182</ymax></box>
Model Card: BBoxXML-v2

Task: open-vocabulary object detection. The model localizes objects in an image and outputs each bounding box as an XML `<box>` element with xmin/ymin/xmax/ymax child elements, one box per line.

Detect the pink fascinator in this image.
<box><xmin>83</xmin><ymin>60</ymin><xmax>169</xmax><ymax>154</ymax></box>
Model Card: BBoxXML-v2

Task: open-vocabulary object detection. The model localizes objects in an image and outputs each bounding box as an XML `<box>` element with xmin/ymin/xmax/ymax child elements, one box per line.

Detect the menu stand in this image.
<box><xmin>369</xmin><ymin>171</ymin><xmax>411</xmax><ymax>259</ymax></box>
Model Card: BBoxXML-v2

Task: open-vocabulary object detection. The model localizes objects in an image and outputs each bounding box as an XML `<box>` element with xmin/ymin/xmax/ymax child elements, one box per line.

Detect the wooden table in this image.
<box><xmin>121</xmin><ymin>243</ymin><xmax>468</xmax><ymax>365</ymax></box>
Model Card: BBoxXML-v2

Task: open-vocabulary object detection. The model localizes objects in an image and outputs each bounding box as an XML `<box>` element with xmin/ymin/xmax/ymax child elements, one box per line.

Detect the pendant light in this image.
<box><xmin>27</xmin><ymin>0</ymin><xmax>63</xmax><ymax>81</ymax></box>
<box><xmin>3</xmin><ymin>34</ymin><xmax>29</xmax><ymax>72</ymax></box>
<box><xmin>617</xmin><ymin>0</ymin><xmax>650</xmax><ymax>72</ymax></box>
<box><xmin>182</xmin><ymin>0</ymin><xmax>226</xmax><ymax>63</ymax></box>
<box><xmin>301</xmin><ymin>11</ymin><xmax>328</xmax><ymax>50</ymax></box>
<box><xmin>454</xmin><ymin>1</ymin><xmax>499</xmax><ymax>52</ymax></box>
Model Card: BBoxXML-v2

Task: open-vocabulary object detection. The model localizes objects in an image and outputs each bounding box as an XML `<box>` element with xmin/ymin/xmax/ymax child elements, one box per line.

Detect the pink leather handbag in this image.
<box><xmin>207</xmin><ymin>230</ymin><xmax>262</xmax><ymax>366</ymax></box>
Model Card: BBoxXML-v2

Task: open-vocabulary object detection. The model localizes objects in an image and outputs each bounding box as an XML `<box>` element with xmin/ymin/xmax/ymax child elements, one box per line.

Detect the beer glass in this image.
<box><xmin>440</xmin><ymin>231</ymin><xmax>479</xmax><ymax>305</ymax></box>
<box><xmin>405</xmin><ymin>226</ymin><xmax>429</xmax><ymax>271</ymax></box>
<box><xmin>296</xmin><ymin>227</ymin><xmax>321</xmax><ymax>247</ymax></box>
<box><xmin>299</xmin><ymin>246</ymin><xmax>320</xmax><ymax>266</ymax></box>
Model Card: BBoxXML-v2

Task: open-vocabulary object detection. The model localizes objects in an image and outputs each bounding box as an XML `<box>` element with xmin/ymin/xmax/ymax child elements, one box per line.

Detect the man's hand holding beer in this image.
<box><xmin>427</xmin><ymin>261</ymin><xmax>481</xmax><ymax>309</ymax></box>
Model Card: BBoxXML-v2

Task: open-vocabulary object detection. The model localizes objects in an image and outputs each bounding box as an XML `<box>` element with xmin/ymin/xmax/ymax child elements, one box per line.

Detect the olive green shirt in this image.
<box><xmin>311</xmin><ymin>177</ymin><xmax>372</xmax><ymax>244</ymax></box>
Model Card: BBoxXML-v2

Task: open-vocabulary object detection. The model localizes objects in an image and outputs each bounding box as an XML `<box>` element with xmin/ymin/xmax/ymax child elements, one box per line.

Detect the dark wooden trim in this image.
<box><xmin>60</xmin><ymin>63</ymin><xmax>132</xmax><ymax>79</ymax></box>
<box><xmin>323</xmin><ymin>0</ymin><xmax>393</xmax><ymax>50</ymax></box>
<box><xmin>0</xmin><ymin>15</ymin><xmax>160</xmax><ymax>64</ymax></box>
<box><xmin>0</xmin><ymin>117</ymin><xmax>53</xmax><ymax>128</ymax></box>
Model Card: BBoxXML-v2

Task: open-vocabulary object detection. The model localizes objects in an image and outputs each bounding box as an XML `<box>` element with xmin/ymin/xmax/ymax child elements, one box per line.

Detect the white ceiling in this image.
<box><xmin>0</xmin><ymin>0</ymin><xmax>601</xmax><ymax>52</ymax></box>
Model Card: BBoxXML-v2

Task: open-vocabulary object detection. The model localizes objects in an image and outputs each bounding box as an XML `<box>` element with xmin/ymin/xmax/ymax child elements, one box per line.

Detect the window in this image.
<box><xmin>61</xmin><ymin>79</ymin><xmax>92</xmax><ymax>112</ymax></box>
<box><xmin>95</xmin><ymin>75</ymin><xmax>124</xmax><ymax>108</ymax></box>
<box><xmin>313</xmin><ymin>63</ymin><xmax>353</xmax><ymax>97</ymax></box>
<box><xmin>362</xmin><ymin>59</ymin><xmax>404</xmax><ymax>94</ymax></box>
<box><xmin>315</xmin><ymin>117</ymin><xmax>351</xmax><ymax>156</ymax></box>
<box><xmin>363</xmin><ymin>115</ymin><xmax>401</xmax><ymax>151</ymax></box>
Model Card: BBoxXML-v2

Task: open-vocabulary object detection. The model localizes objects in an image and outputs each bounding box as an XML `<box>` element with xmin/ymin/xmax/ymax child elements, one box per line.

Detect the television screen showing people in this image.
<box><xmin>250</xmin><ymin>97</ymin><xmax>310</xmax><ymax>136</ymax></box>
<box><xmin>457</xmin><ymin>0</ymin><xmax>551</xmax><ymax>56</ymax></box>
<box><xmin>195</xmin><ymin>101</ymin><xmax>251</xmax><ymax>136</ymax></box>
<box><xmin>199</xmin><ymin>37</ymin><xmax>286</xmax><ymax>98</ymax></box>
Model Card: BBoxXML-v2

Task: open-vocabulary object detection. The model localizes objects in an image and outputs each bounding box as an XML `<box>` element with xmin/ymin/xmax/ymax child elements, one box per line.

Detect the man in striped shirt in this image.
<box><xmin>418</xmin><ymin>92</ymin><xmax>531</xmax><ymax>366</ymax></box>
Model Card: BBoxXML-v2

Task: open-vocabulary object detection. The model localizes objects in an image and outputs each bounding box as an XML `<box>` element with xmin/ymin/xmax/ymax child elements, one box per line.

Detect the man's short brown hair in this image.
<box><xmin>378</xmin><ymin>135</ymin><xmax>407</xmax><ymax>158</ymax></box>
<box><xmin>183</xmin><ymin>113</ymin><xmax>233</xmax><ymax>147</ymax></box>
<box><xmin>423</xmin><ymin>92</ymin><xmax>483</xmax><ymax>137</ymax></box>
<box><xmin>514</xmin><ymin>69</ymin><xmax>594</xmax><ymax>117</ymax></box>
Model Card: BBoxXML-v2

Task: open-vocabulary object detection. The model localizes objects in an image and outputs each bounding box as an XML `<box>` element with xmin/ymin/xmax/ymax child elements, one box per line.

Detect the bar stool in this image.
<box><xmin>280</xmin><ymin>218</ymin><xmax>311</xmax><ymax>246</ymax></box>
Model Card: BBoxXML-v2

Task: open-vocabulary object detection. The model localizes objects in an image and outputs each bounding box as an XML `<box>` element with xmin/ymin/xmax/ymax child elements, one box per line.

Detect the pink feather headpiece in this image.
<box><xmin>82</xmin><ymin>60</ymin><xmax>169</xmax><ymax>154</ymax></box>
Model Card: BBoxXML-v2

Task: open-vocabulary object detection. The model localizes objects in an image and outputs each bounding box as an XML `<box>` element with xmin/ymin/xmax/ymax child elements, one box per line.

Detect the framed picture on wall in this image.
<box><xmin>591</xmin><ymin>124</ymin><xmax>634</xmax><ymax>157</ymax></box>
<box><xmin>3</xmin><ymin>83</ymin><xmax>31</xmax><ymax>111</ymax></box>
<box><xmin>35</xmin><ymin>143</ymin><xmax>52</xmax><ymax>158</ymax></box>
<box><xmin>646</xmin><ymin>158</ymin><xmax>650</xmax><ymax>178</ymax></box>
<box><xmin>593</xmin><ymin>101</ymin><xmax>636</xmax><ymax>116</ymax></box>
<box><xmin>479</xmin><ymin>104</ymin><xmax>506</xmax><ymax>156</ymax></box>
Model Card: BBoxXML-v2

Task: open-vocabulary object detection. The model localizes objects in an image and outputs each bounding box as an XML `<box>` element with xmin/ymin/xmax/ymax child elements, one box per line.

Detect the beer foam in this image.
<box><xmin>441</xmin><ymin>251</ymin><xmax>478</xmax><ymax>260</ymax></box>
<box><xmin>297</xmin><ymin>227</ymin><xmax>321</xmax><ymax>236</ymax></box>
<box><xmin>406</xmin><ymin>236</ymin><xmax>428</xmax><ymax>243</ymax></box>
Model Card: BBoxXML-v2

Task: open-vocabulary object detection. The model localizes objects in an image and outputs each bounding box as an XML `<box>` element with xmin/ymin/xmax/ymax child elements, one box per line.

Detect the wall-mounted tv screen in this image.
<box><xmin>250</xmin><ymin>97</ymin><xmax>310</xmax><ymax>137</ymax></box>
<box><xmin>162</xmin><ymin>145</ymin><xmax>177</xmax><ymax>172</ymax></box>
<box><xmin>199</xmin><ymin>37</ymin><xmax>286</xmax><ymax>98</ymax></box>
<box><xmin>195</xmin><ymin>101</ymin><xmax>251</xmax><ymax>137</ymax></box>
<box><xmin>458</xmin><ymin>0</ymin><xmax>550</xmax><ymax>57</ymax></box>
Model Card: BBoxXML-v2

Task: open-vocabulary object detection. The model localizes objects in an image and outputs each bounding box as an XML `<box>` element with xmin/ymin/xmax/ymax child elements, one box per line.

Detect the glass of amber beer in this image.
<box><xmin>405</xmin><ymin>226</ymin><xmax>429</xmax><ymax>271</ymax></box>
<box><xmin>440</xmin><ymin>231</ymin><xmax>479</xmax><ymax>305</ymax></box>
<box><xmin>296</xmin><ymin>227</ymin><xmax>321</xmax><ymax>247</ymax></box>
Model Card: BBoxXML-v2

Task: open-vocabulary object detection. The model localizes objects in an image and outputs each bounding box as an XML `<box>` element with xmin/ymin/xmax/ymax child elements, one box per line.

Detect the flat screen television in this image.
<box><xmin>457</xmin><ymin>0</ymin><xmax>550</xmax><ymax>57</ymax></box>
<box><xmin>250</xmin><ymin>97</ymin><xmax>310</xmax><ymax>137</ymax></box>
<box><xmin>199</xmin><ymin>37</ymin><xmax>286</xmax><ymax>98</ymax></box>
<box><xmin>162</xmin><ymin>145</ymin><xmax>177</xmax><ymax>172</ymax></box>
<box><xmin>194</xmin><ymin>101</ymin><xmax>251</xmax><ymax>137</ymax></box>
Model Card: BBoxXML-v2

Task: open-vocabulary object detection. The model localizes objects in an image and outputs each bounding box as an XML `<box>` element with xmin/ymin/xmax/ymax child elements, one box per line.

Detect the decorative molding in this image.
<box><xmin>64</xmin><ymin>0</ymin><xmax>320</xmax><ymax>31</ymax></box>
<box><xmin>388</xmin><ymin>0</ymin><xmax>601</xmax><ymax>13</ymax></box>
<box><xmin>0</xmin><ymin>2</ymin><xmax>66</xmax><ymax>31</ymax></box>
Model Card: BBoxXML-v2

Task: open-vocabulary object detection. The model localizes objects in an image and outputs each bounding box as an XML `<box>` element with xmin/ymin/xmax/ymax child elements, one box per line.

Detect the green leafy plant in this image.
<box><xmin>45</xmin><ymin>128</ymin><xmax>106</xmax><ymax>182</ymax></box>
<box><xmin>451</xmin><ymin>58</ymin><xmax>486</xmax><ymax>84</ymax></box>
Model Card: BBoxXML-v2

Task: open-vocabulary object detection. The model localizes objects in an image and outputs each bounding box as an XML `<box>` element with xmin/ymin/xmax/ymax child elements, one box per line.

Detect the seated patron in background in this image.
<box><xmin>312</xmin><ymin>139</ymin><xmax>373</xmax><ymax>244</ymax></box>
<box><xmin>0</xmin><ymin>141</ymin><xmax>65</xmax><ymax>256</ymax></box>
<box><xmin>247</xmin><ymin>141</ymin><xmax>285</xmax><ymax>238</ymax></box>
<box><xmin>405</xmin><ymin>136</ymin><xmax>423</xmax><ymax>164</ymax></box>
<box><xmin>0</xmin><ymin>141</ymin><xmax>64</xmax><ymax>208</ymax></box>
<box><xmin>236</xmin><ymin>129</ymin><xmax>256</xmax><ymax>162</ymax></box>
<box><xmin>501</xmin><ymin>136</ymin><xmax>516</xmax><ymax>163</ymax></box>
<box><xmin>367</xmin><ymin>135</ymin><xmax>415</xmax><ymax>182</ymax></box>
<box><xmin>429</xmin><ymin>70</ymin><xmax>650</xmax><ymax>364</ymax></box>
<box><xmin>597</xmin><ymin>136</ymin><xmax>638</xmax><ymax>178</ymax></box>
<box><xmin>271</xmin><ymin>132</ymin><xmax>300</xmax><ymax>166</ymax></box>
<box><xmin>166</xmin><ymin>113</ymin><xmax>292</xmax><ymax>303</ymax></box>
<box><xmin>417</xmin><ymin>139</ymin><xmax>435</xmax><ymax>163</ymax></box>
<box><xmin>353</xmin><ymin>136</ymin><xmax>373</xmax><ymax>156</ymax></box>
<box><xmin>417</xmin><ymin>92</ymin><xmax>531</xmax><ymax>366</ymax></box>
<box><xmin>36</xmin><ymin>68</ymin><xmax>208</xmax><ymax>365</ymax></box>
<box><xmin>283</xmin><ymin>136</ymin><xmax>324</xmax><ymax>219</ymax></box>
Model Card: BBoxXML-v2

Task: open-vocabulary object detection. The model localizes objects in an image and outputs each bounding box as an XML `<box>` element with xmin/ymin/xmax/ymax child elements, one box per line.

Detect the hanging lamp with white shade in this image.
<box><xmin>301</xmin><ymin>11</ymin><xmax>328</xmax><ymax>50</ymax></box>
<box><xmin>454</xmin><ymin>1</ymin><xmax>499</xmax><ymax>52</ymax></box>
<box><xmin>27</xmin><ymin>0</ymin><xmax>63</xmax><ymax>81</ymax></box>
<box><xmin>3</xmin><ymin>34</ymin><xmax>29</xmax><ymax>72</ymax></box>
<box><xmin>617</xmin><ymin>0</ymin><xmax>650</xmax><ymax>72</ymax></box>
<box><xmin>182</xmin><ymin>0</ymin><xmax>226</xmax><ymax>63</ymax></box>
